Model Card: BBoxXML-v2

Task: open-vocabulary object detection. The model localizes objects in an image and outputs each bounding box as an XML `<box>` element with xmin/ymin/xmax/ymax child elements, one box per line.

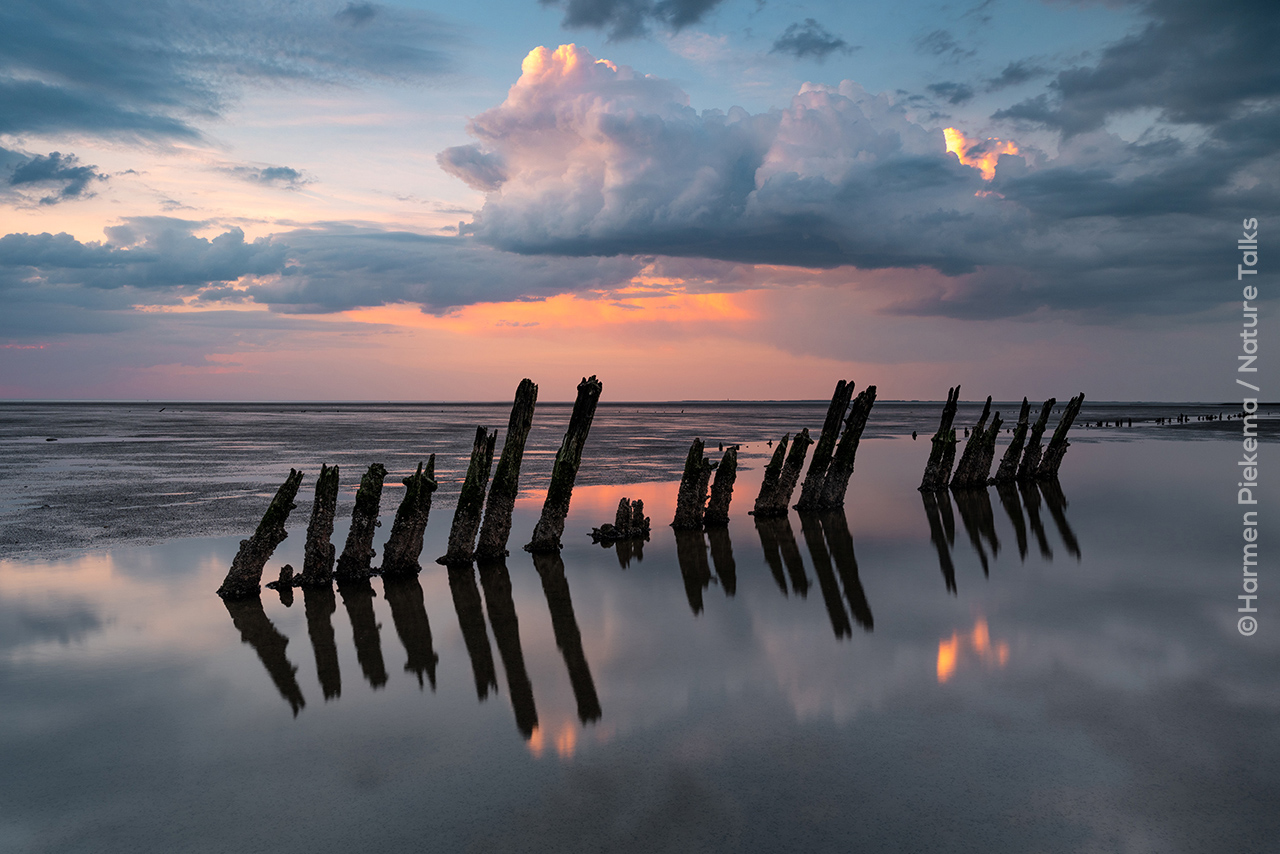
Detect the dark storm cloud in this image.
<box><xmin>0</xmin><ymin>0</ymin><xmax>453</xmax><ymax>141</ymax></box>
<box><xmin>0</xmin><ymin>219</ymin><xmax>645</xmax><ymax>337</ymax></box>
<box><xmin>926</xmin><ymin>81</ymin><xmax>975</xmax><ymax>104</ymax></box>
<box><xmin>770</xmin><ymin>19</ymin><xmax>857</xmax><ymax>61</ymax></box>
<box><xmin>540</xmin><ymin>0</ymin><xmax>725</xmax><ymax>40</ymax></box>
<box><xmin>994</xmin><ymin>0</ymin><xmax>1280</xmax><ymax>135</ymax></box>
<box><xmin>434</xmin><ymin>44</ymin><xmax>1280</xmax><ymax>319</ymax></box>
<box><xmin>8</xmin><ymin>151</ymin><xmax>107</xmax><ymax>204</ymax></box>
<box><xmin>985</xmin><ymin>59</ymin><xmax>1049</xmax><ymax>92</ymax></box>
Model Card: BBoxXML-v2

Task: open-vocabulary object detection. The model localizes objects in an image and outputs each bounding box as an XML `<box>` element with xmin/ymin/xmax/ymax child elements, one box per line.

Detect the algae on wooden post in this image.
<box><xmin>1036</xmin><ymin>393</ymin><xmax>1085</xmax><ymax>480</ymax></box>
<box><xmin>991</xmin><ymin>399</ymin><xmax>1031</xmax><ymax>485</ymax></box>
<box><xmin>753</xmin><ymin>435</ymin><xmax>790</xmax><ymax>515</ymax></box>
<box><xmin>300</xmin><ymin>464</ymin><xmax>340</xmax><ymax>586</ymax></box>
<box><xmin>525</xmin><ymin>375</ymin><xmax>603</xmax><ymax>553</ymax></box>
<box><xmin>1017</xmin><ymin>398</ymin><xmax>1057</xmax><ymax>482</ymax></box>
<box><xmin>796</xmin><ymin>380</ymin><xmax>855</xmax><ymax>511</ymax></box>
<box><xmin>381</xmin><ymin>456</ymin><xmax>438</xmax><ymax>576</ymax></box>
<box><xmin>335</xmin><ymin>463</ymin><xmax>387</xmax><ymax>581</ymax></box>
<box><xmin>704</xmin><ymin>446</ymin><xmax>738</xmax><ymax>526</ymax></box>
<box><xmin>440</xmin><ymin>429</ymin><xmax>497</xmax><ymax>565</ymax></box>
<box><xmin>476</xmin><ymin>378</ymin><xmax>539</xmax><ymax>559</ymax></box>
<box><xmin>217</xmin><ymin>468</ymin><xmax>304</xmax><ymax>599</ymax></box>
<box><xmin>920</xmin><ymin>386</ymin><xmax>961</xmax><ymax>491</ymax></box>
<box><xmin>671</xmin><ymin>437</ymin><xmax>715</xmax><ymax>530</ymax></box>
<box><xmin>816</xmin><ymin>385</ymin><xmax>877</xmax><ymax>509</ymax></box>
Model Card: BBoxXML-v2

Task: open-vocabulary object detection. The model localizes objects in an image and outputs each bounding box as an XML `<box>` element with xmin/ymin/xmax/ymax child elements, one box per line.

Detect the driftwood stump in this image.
<box><xmin>476</xmin><ymin>378</ymin><xmax>539</xmax><ymax>559</ymax></box>
<box><xmin>951</xmin><ymin>396</ymin><xmax>992</xmax><ymax>488</ymax></box>
<box><xmin>1036</xmin><ymin>393</ymin><xmax>1085</xmax><ymax>480</ymax></box>
<box><xmin>382</xmin><ymin>457</ymin><xmax>438</xmax><ymax>576</ymax></box>
<box><xmin>815</xmin><ymin>385</ymin><xmax>877</xmax><ymax>509</ymax></box>
<box><xmin>526</xmin><ymin>376</ymin><xmax>603</xmax><ymax>553</ymax></box>
<box><xmin>440</xmin><ymin>428</ymin><xmax>497</xmax><ymax>565</ymax></box>
<box><xmin>920</xmin><ymin>386</ymin><xmax>961</xmax><ymax>491</ymax></box>
<box><xmin>299</xmin><ymin>464</ymin><xmax>339</xmax><ymax>586</ymax></box>
<box><xmin>796</xmin><ymin>380</ymin><xmax>855</xmax><ymax>511</ymax></box>
<box><xmin>704</xmin><ymin>446</ymin><xmax>738</xmax><ymax>525</ymax></box>
<box><xmin>753</xmin><ymin>435</ymin><xmax>789</xmax><ymax>515</ymax></box>
<box><xmin>335</xmin><ymin>463</ymin><xmax>387</xmax><ymax>581</ymax></box>
<box><xmin>672</xmin><ymin>438</ymin><xmax>715</xmax><ymax>530</ymax></box>
<box><xmin>217</xmin><ymin>469</ymin><xmax>304</xmax><ymax>599</ymax></box>
<box><xmin>1017</xmin><ymin>398</ymin><xmax>1057</xmax><ymax>482</ymax></box>
<box><xmin>991</xmin><ymin>399</ymin><xmax>1031</xmax><ymax>485</ymax></box>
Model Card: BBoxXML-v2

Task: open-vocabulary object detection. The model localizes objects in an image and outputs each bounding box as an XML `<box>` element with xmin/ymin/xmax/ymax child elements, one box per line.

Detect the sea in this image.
<box><xmin>0</xmin><ymin>399</ymin><xmax>1276</xmax><ymax>853</ymax></box>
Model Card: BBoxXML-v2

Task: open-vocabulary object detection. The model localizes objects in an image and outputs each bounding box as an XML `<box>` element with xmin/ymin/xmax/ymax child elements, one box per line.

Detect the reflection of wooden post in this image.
<box><xmin>300</xmin><ymin>464</ymin><xmax>339</xmax><ymax>586</ymax></box>
<box><xmin>223</xmin><ymin>596</ymin><xmax>306</xmax><ymax>715</ymax></box>
<box><xmin>217</xmin><ymin>469</ymin><xmax>304</xmax><ymax>599</ymax></box>
<box><xmin>1016</xmin><ymin>399</ymin><xmax>1056</xmax><ymax>482</ymax></box>
<box><xmin>796</xmin><ymin>380</ymin><xmax>854</xmax><ymax>511</ymax></box>
<box><xmin>995</xmin><ymin>482</ymin><xmax>1028</xmax><ymax>561</ymax></box>
<box><xmin>383</xmin><ymin>574</ymin><xmax>439</xmax><ymax>690</ymax></box>
<box><xmin>991</xmin><ymin>399</ymin><xmax>1030</xmax><ymax>485</ymax></box>
<box><xmin>478</xmin><ymin>559</ymin><xmax>538</xmax><ymax>738</ymax></box>
<box><xmin>707</xmin><ymin>526</ymin><xmax>736</xmax><ymax>596</ymax></box>
<box><xmin>799</xmin><ymin>512</ymin><xmax>852</xmax><ymax>639</ymax></box>
<box><xmin>754</xmin><ymin>517</ymin><xmax>791</xmax><ymax>596</ymax></box>
<box><xmin>382</xmin><ymin>457</ymin><xmax>438</xmax><ymax>576</ymax></box>
<box><xmin>820</xmin><ymin>511</ymin><xmax>873</xmax><ymax>631</ymax></box>
<box><xmin>920</xmin><ymin>386</ymin><xmax>960</xmax><ymax>491</ymax></box>
<box><xmin>1039</xmin><ymin>479</ymin><xmax>1081</xmax><ymax>559</ymax></box>
<box><xmin>816</xmin><ymin>386</ymin><xmax>877</xmax><ymax>509</ymax></box>
<box><xmin>673</xmin><ymin>530</ymin><xmax>713</xmax><ymax>614</ymax></box>
<box><xmin>1036</xmin><ymin>393</ymin><xmax>1085</xmax><ymax>481</ymax></box>
<box><xmin>704</xmin><ymin>447</ymin><xmax>738</xmax><ymax>526</ymax></box>
<box><xmin>335</xmin><ymin>464</ymin><xmax>387</xmax><ymax>582</ymax></box>
<box><xmin>440</xmin><ymin>428</ymin><xmax>497</xmax><ymax>565</ymax></box>
<box><xmin>921</xmin><ymin>491</ymin><xmax>957</xmax><ymax>594</ymax></box>
<box><xmin>477</xmin><ymin>379</ymin><xmax>539</xmax><ymax>559</ymax></box>
<box><xmin>302</xmin><ymin>585</ymin><xmax>341</xmax><ymax>700</ymax></box>
<box><xmin>533</xmin><ymin>552</ymin><xmax>602</xmax><ymax>724</ymax></box>
<box><xmin>526</xmin><ymin>376</ymin><xmax>603</xmax><ymax>553</ymax></box>
<box><xmin>338</xmin><ymin>579</ymin><xmax>387</xmax><ymax>689</ymax></box>
<box><xmin>672</xmin><ymin>438</ymin><xmax>715</xmax><ymax>529</ymax></box>
<box><xmin>447</xmin><ymin>566</ymin><xmax>498</xmax><ymax>700</ymax></box>
<box><xmin>1019</xmin><ymin>481</ymin><xmax>1053</xmax><ymax>559</ymax></box>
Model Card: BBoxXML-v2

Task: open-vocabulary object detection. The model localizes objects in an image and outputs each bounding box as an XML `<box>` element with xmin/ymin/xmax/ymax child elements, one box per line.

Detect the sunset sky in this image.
<box><xmin>1</xmin><ymin>0</ymin><xmax>1275</xmax><ymax>400</ymax></box>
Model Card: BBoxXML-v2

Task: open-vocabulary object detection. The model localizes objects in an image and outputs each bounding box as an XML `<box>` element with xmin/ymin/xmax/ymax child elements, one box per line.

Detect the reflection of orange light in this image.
<box><xmin>943</xmin><ymin>127</ymin><xmax>1019</xmax><ymax>181</ymax></box>
<box><xmin>556</xmin><ymin>724</ymin><xmax>578</xmax><ymax>759</ymax></box>
<box><xmin>527</xmin><ymin>726</ymin><xmax>545</xmax><ymax>758</ymax></box>
<box><xmin>936</xmin><ymin>618</ymin><xmax>1010</xmax><ymax>683</ymax></box>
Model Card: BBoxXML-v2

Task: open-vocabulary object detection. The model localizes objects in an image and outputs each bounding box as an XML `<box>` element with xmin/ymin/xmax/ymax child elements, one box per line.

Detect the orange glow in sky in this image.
<box><xmin>943</xmin><ymin>127</ymin><xmax>1019</xmax><ymax>181</ymax></box>
<box><xmin>937</xmin><ymin>618</ymin><xmax>1010</xmax><ymax>682</ymax></box>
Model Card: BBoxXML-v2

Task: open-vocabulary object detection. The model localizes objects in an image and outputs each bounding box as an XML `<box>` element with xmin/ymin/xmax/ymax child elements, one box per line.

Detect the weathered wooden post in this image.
<box><xmin>1016</xmin><ymin>399</ymin><xmax>1056</xmax><ymax>482</ymax></box>
<box><xmin>920</xmin><ymin>386</ymin><xmax>961</xmax><ymax>491</ymax></box>
<box><xmin>335</xmin><ymin>464</ymin><xmax>387</xmax><ymax>581</ymax></box>
<box><xmin>951</xmin><ymin>396</ymin><xmax>992</xmax><ymax>487</ymax></box>
<box><xmin>815</xmin><ymin>385</ymin><xmax>877</xmax><ymax>509</ymax></box>
<box><xmin>796</xmin><ymin>380</ymin><xmax>855</xmax><ymax>511</ymax></box>
<box><xmin>217</xmin><ymin>469</ymin><xmax>305</xmax><ymax>599</ymax></box>
<box><xmin>952</xmin><ymin>411</ymin><xmax>1003</xmax><ymax>490</ymax></box>
<box><xmin>754</xmin><ymin>428</ymin><xmax>812</xmax><ymax>518</ymax></box>
<box><xmin>1036</xmin><ymin>393</ymin><xmax>1085</xmax><ymax>480</ymax></box>
<box><xmin>381</xmin><ymin>457</ymin><xmax>438</xmax><ymax>576</ymax></box>
<box><xmin>526</xmin><ymin>376</ymin><xmax>603</xmax><ymax>553</ymax></box>
<box><xmin>300</xmin><ymin>464</ymin><xmax>339</xmax><ymax>586</ymax></box>
<box><xmin>672</xmin><ymin>438</ymin><xmax>716</xmax><ymax>529</ymax></box>
<box><xmin>439</xmin><ymin>429</ymin><xmax>497</xmax><ymax>565</ymax></box>
<box><xmin>991</xmin><ymin>399</ymin><xmax>1031</xmax><ymax>485</ymax></box>
<box><xmin>753</xmin><ymin>435</ymin><xmax>789</xmax><ymax>515</ymax></box>
<box><xmin>704</xmin><ymin>446</ymin><xmax>738</xmax><ymax>526</ymax></box>
<box><xmin>476</xmin><ymin>379</ymin><xmax>539</xmax><ymax>559</ymax></box>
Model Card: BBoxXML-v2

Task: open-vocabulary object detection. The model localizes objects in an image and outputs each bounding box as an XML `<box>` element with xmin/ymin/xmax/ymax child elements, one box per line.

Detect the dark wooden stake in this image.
<box><xmin>440</xmin><ymin>428</ymin><xmax>497</xmax><ymax>565</ymax></box>
<box><xmin>335</xmin><ymin>463</ymin><xmax>387</xmax><ymax>582</ymax></box>
<box><xmin>755</xmin><ymin>429</ymin><xmax>812</xmax><ymax>517</ymax></box>
<box><xmin>951</xmin><ymin>396</ymin><xmax>992</xmax><ymax>487</ymax></box>
<box><xmin>672</xmin><ymin>437</ymin><xmax>715</xmax><ymax>529</ymax></box>
<box><xmin>381</xmin><ymin>457</ymin><xmax>438</xmax><ymax>576</ymax></box>
<box><xmin>1016</xmin><ymin>399</ymin><xmax>1056</xmax><ymax>482</ymax></box>
<box><xmin>815</xmin><ymin>385</ymin><xmax>877</xmax><ymax>509</ymax></box>
<box><xmin>476</xmin><ymin>378</ymin><xmax>539</xmax><ymax>559</ymax></box>
<box><xmin>920</xmin><ymin>386</ymin><xmax>961</xmax><ymax>491</ymax></box>
<box><xmin>1036</xmin><ymin>393</ymin><xmax>1085</xmax><ymax>480</ymax></box>
<box><xmin>991</xmin><ymin>399</ymin><xmax>1030</xmax><ymax>485</ymax></box>
<box><xmin>300</xmin><ymin>463</ymin><xmax>339</xmax><ymax>586</ymax></box>
<box><xmin>796</xmin><ymin>380</ymin><xmax>855</xmax><ymax>510</ymax></box>
<box><xmin>753</xmin><ymin>435</ymin><xmax>790</xmax><ymax>515</ymax></box>
<box><xmin>525</xmin><ymin>375</ymin><xmax>603</xmax><ymax>553</ymax></box>
<box><xmin>704</xmin><ymin>446</ymin><xmax>738</xmax><ymax>526</ymax></box>
<box><xmin>217</xmin><ymin>469</ymin><xmax>304</xmax><ymax>599</ymax></box>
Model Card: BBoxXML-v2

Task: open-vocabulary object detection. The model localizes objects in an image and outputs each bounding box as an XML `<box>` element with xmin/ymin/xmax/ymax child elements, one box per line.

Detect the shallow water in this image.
<box><xmin>1</xmin><ymin>403</ymin><xmax>1277</xmax><ymax>853</ymax></box>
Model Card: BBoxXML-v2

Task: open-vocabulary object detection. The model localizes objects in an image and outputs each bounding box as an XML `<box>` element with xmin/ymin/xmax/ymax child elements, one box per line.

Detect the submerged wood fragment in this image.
<box><xmin>440</xmin><ymin>429</ymin><xmax>497</xmax><ymax>565</ymax></box>
<box><xmin>672</xmin><ymin>437</ymin><xmax>716</xmax><ymax>529</ymax></box>
<box><xmin>381</xmin><ymin>457</ymin><xmax>438</xmax><ymax>576</ymax></box>
<box><xmin>217</xmin><ymin>469</ymin><xmax>304</xmax><ymax>599</ymax></box>
<box><xmin>796</xmin><ymin>380</ymin><xmax>855</xmax><ymax>511</ymax></box>
<box><xmin>476</xmin><ymin>378</ymin><xmax>539</xmax><ymax>559</ymax></box>
<box><xmin>526</xmin><ymin>375</ymin><xmax>603</xmax><ymax>553</ymax></box>
<box><xmin>300</xmin><ymin>464</ymin><xmax>340</xmax><ymax>586</ymax></box>
<box><xmin>920</xmin><ymin>386</ymin><xmax>961</xmax><ymax>491</ymax></box>
<box><xmin>335</xmin><ymin>463</ymin><xmax>387</xmax><ymax>581</ymax></box>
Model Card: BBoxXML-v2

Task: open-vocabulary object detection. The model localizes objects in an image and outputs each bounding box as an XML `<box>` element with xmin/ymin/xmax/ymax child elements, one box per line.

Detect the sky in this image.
<box><xmin>0</xmin><ymin>0</ymin><xmax>1276</xmax><ymax>401</ymax></box>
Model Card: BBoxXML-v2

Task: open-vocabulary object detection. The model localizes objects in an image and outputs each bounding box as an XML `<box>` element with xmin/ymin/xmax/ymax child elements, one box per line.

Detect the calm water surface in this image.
<box><xmin>1</xmin><ymin>402</ymin><xmax>1277</xmax><ymax>853</ymax></box>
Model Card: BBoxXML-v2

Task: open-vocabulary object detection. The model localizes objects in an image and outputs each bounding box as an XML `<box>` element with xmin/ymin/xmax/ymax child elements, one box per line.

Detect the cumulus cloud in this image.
<box><xmin>540</xmin><ymin>0</ymin><xmax>724</xmax><ymax>40</ymax></box>
<box><xmin>770</xmin><ymin>19</ymin><xmax>857</xmax><ymax>61</ymax></box>
<box><xmin>434</xmin><ymin>43</ymin><xmax>1279</xmax><ymax>318</ymax></box>
<box><xmin>7</xmin><ymin>151</ymin><xmax>107</xmax><ymax>204</ymax></box>
<box><xmin>223</xmin><ymin>165</ymin><xmax>310</xmax><ymax>188</ymax></box>
<box><xmin>0</xmin><ymin>0</ymin><xmax>454</xmax><ymax>142</ymax></box>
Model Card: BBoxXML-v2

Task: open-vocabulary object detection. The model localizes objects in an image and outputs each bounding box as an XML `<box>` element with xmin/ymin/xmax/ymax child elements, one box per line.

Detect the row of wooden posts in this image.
<box><xmin>217</xmin><ymin>377</ymin><xmax>1085</xmax><ymax>600</ymax></box>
